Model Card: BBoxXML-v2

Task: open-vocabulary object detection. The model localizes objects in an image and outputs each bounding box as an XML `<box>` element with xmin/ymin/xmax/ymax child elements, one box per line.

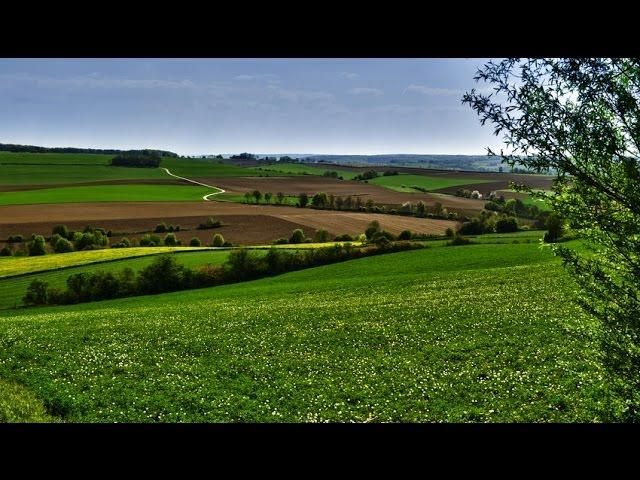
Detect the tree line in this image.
<box><xmin>0</xmin><ymin>143</ymin><xmax>177</xmax><ymax>157</ymax></box>
<box><xmin>110</xmin><ymin>152</ymin><xmax>162</xmax><ymax>168</ymax></box>
<box><xmin>23</xmin><ymin>240</ymin><xmax>421</xmax><ymax>307</ymax></box>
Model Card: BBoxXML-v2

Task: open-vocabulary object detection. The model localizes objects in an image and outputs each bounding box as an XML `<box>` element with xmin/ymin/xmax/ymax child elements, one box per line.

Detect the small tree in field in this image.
<box><xmin>244</xmin><ymin>192</ymin><xmax>252</xmax><ymax>204</ymax></box>
<box><xmin>289</xmin><ymin>229</ymin><xmax>305</xmax><ymax>244</ymax></box>
<box><xmin>28</xmin><ymin>235</ymin><xmax>46</xmax><ymax>256</ymax></box>
<box><xmin>164</xmin><ymin>233</ymin><xmax>178</xmax><ymax>246</ymax></box>
<box><xmin>264</xmin><ymin>192</ymin><xmax>273</xmax><ymax>204</ymax></box>
<box><xmin>315</xmin><ymin>229</ymin><xmax>331</xmax><ymax>242</ymax></box>
<box><xmin>276</xmin><ymin>192</ymin><xmax>285</xmax><ymax>204</ymax></box>
<box><xmin>463</xmin><ymin>58</ymin><xmax>640</xmax><ymax>419</ymax></box>
<box><xmin>252</xmin><ymin>190</ymin><xmax>262</xmax><ymax>204</ymax></box>
<box><xmin>212</xmin><ymin>234</ymin><xmax>225</xmax><ymax>247</ymax></box>
<box><xmin>298</xmin><ymin>193</ymin><xmax>309</xmax><ymax>208</ymax></box>
<box><xmin>189</xmin><ymin>237</ymin><xmax>201</xmax><ymax>247</ymax></box>
<box><xmin>23</xmin><ymin>279</ymin><xmax>49</xmax><ymax>305</ymax></box>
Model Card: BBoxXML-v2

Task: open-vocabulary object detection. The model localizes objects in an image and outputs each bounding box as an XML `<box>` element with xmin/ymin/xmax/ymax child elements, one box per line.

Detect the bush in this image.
<box><xmin>273</xmin><ymin>238</ymin><xmax>289</xmax><ymax>245</ymax></box>
<box><xmin>315</xmin><ymin>229</ymin><xmax>331</xmax><ymax>242</ymax></box>
<box><xmin>289</xmin><ymin>229</ymin><xmax>306</xmax><ymax>244</ymax></box>
<box><xmin>371</xmin><ymin>230</ymin><xmax>396</xmax><ymax>242</ymax></box>
<box><xmin>297</xmin><ymin>193</ymin><xmax>309</xmax><ymax>208</ymax></box>
<box><xmin>543</xmin><ymin>212</ymin><xmax>564</xmax><ymax>243</ymax></box>
<box><xmin>447</xmin><ymin>233</ymin><xmax>473</xmax><ymax>246</ymax></box>
<box><xmin>50</xmin><ymin>233</ymin><xmax>62</xmax><ymax>246</ymax></box>
<box><xmin>137</xmin><ymin>256</ymin><xmax>190</xmax><ymax>294</ymax></box>
<box><xmin>458</xmin><ymin>219</ymin><xmax>485</xmax><ymax>236</ymax></box>
<box><xmin>445</xmin><ymin>228</ymin><xmax>454</xmax><ymax>238</ymax></box>
<box><xmin>112</xmin><ymin>237</ymin><xmax>131</xmax><ymax>248</ymax></box>
<box><xmin>495</xmin><ymin>217</ymin><xmax>519</xmax><ymax>233</ymax></box>
<box><xmin>154</xmin><ymin>223</ymin><xmax>167</xmax><ymax>233</ymax></box>
<box><xmin>364</xmin><ymin>221</ymin><xmax>381</xmax><ymax>240</ymax></box>
<box><xmin>23</xmin><ymin>279</ymin><xmax>49</xmax><ymax>305</ymax></box>
<box><xmin>197</xmin><ymin>217</ymin><xmax>221</xmax><ymax>229</ymax></box>
<box><xmin>398</xmin><ymin>230</ymin><xmax>412</xmax><ymax>241</ymax></box>
<box><xmin>334</xmin><ymin>234</ymin><xmax>353</xmax><ymax>242</ymax></box>
<box><xmin>28</xmin><ymin>235</ymin><xmax>47</xmax><ymax>256</ymax></box>
<box><xmin>7</xmin><ymin>235</ymin><xmax>24</xmax><ymax>243</ymax></box>
<box><xmin>212</xmin><ymin>234</ymin><xmax>225</xmax><ymax>247</ymax></box>
<box><xmin>164</xmin><ymin>233</ymin><xmax>178</xmax><ymax>246</ymax></box>
<box><xmin>189</xmin><ymin>237</ymin><xmax>201</xmax><ymax>247</ymax></box>
<box><xmin>52</xmin><ymin>224</ymin><xmax>69</xmax><ymax>238</ymax></box>
<box><xmin>53</xmin><ymin>237</ymin><xmax>74</xmax><ymax>253</ymax></box>
<box><xmin>0</xmin><ymin>246</ymin><xmax>12</xmax><ymax>256</ymax></box>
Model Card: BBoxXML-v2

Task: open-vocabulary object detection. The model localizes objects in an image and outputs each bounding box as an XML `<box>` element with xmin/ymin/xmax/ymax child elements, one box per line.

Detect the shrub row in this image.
<box><xmin>24</xmin><ymin>241</ymin><xmax>422</xmax><ymax>307</ymax></box>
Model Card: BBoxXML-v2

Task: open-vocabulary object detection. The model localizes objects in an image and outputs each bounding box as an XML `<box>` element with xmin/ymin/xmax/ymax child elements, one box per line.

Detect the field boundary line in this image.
<box><xmin>161</xmin><ymin>168</ymin><xmax>225</xmax><ymax>201</ymax></box>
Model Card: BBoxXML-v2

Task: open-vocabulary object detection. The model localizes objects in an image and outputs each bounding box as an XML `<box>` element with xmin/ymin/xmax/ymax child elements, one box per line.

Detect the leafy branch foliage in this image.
<box><xmin>463</xmin><ymin>58</ymin><xmax>640</xmax><ymax>419</ymax></box>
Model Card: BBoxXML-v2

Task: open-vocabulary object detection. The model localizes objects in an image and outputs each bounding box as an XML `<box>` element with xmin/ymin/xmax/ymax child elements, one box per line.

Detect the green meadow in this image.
<box><xmin>0</xmin><ymin>242</ymin><xmax>610</xmax><ymax>422</ymax></box>
<box><xmin>0</xmin><ymin>153</ymin><xmax>262</xmax><ymax>186</ymax></box>
<box><xmin>368</xmin><ymin>173</ymin><xmax>493</xmax><ymax>192</ymax></box>
<box><xmin>0</xmin><ymin>184</ymin><xmax>215</xmax><ymax>206</ymax></box>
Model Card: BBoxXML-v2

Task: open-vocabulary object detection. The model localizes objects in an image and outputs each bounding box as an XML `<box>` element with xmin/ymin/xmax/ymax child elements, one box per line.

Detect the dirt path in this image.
<box><xmin>161</xmin><ymin>168</ymin><xmax>225</xmax><ymax>200</ymax></box>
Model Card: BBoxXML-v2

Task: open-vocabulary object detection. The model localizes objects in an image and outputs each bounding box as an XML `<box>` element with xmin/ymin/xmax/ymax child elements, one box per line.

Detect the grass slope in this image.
<box><xmin>0</xmin><ymin>184</ymin><xmax>214</xmax><ymax>206</ymax></box>
<box><xmin>0</xmin><ymin>243</ymin><xmax>607</xmax><ymax>422</ymax></box>
<box><xmin>369</xmin><ymin>174</ymin><xmax>494</xmax><ymax>192</ymax></box>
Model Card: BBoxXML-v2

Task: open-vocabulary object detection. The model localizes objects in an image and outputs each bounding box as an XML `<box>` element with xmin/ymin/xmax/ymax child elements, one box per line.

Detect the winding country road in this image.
<box><xmin>161</xmin><ymin>168</ymin><xmax>225</xmax><ymax>201</ymax></box>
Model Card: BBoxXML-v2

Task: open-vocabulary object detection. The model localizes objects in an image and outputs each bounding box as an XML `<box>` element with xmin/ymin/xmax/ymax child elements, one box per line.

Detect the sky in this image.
<box><xmin>0</xmin><ymin>58</ymin><xmax>503</xmax><ymax>156</ymax></box>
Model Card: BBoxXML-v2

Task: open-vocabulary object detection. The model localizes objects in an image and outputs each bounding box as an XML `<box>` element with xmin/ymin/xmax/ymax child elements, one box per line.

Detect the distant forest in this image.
<box><xmin>0</xmin><ymin>143</ymin><xmax>178</xmax><ymax>158</ymax></box>
<box><xmin>303</xmin><ymin>154</ymin><xmax>509</xmax><ymax>172</ymax></box>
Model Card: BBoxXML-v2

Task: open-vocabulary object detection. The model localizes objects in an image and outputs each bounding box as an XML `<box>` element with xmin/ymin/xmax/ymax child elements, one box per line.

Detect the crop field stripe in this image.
<box><xmin>0</xmin><ymin>246</ymin><xmax>220</xmax><ymax>279</ymax></box>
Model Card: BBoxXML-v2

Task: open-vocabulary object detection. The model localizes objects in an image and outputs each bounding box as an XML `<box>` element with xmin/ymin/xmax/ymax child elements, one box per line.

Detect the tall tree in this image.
<box><xmin>463</xmin><ymin>58</ymin><xmax>640</xmax><ymax>419</ymax></box>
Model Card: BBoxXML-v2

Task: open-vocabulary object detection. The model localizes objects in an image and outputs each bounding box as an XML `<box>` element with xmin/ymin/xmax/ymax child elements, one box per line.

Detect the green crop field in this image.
<box><xmin>0</xmin><ymin>249</ymin><xmax>233</xmax><ymax>310</ymax></box>
<box><xmin>369</xmin><ymin>174</ymin><xmax>494</xmax><ymax>192</ymax></box>
<box><xmin>0</xmin><ymin>163</ymin><xmax>170</xmax><ymax>185</ymax></box>
<box><xmin>0</xmin><ymin>152</ymin><xmax>113</xmax><ymax>165</ymax></box>
<box><xmin>0</xmin><ymin>242</ymin><xmax>609</xmax><ymax>422</ymax></box>
<box><xmin>0</xmin><ymin>184</ymin><xmax>217</xmax><ymax>206</ymax></box>
<box><xmin>0</xmin><ymin>246</ymin><xmax>214</xmax><ymax>278</ymax></box>
<box><xmin>0</xmin><ymin>153</ymin><xmax>265</xmax><ymax>186</ymax></box>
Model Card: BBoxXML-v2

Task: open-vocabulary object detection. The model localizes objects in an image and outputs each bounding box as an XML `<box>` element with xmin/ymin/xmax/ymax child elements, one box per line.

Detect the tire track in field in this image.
<box><xmin>161</xmin><ymin>168</ymin><xmax>226</xmax><ymax>201</ymax></box>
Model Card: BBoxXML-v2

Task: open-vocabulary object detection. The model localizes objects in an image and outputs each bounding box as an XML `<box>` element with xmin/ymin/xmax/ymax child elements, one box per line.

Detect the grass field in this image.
<box><xmin>0</xmin><ymin>246</ymin><xmax>214</xmax><ymax>278</ymax></box>
<box><xmin>0</xmin><ymin>153</ymin><xmax>262</xmax><ymax>186</ymax></box>
<box><xmin>0</xmin><ymin>249</ymin><xmax>233</xmax><ymax>310</ymax></box>
<box><xmin>0</xmin><ymin>152</ymin><xmax>113</xmax><ymax>165</ymax></box>
<box><xmin>369</xmin><ymin>174</ymin><xmax>494</xmax><ymax>193</ymax></box>
<box><xmin>0</xmin><ymin>184</ymin><xmax>216</xmax><ymax>205</ymax></box>
<box><xmin>0</xmin><ymin>242</ymin><xmax>609</xmax><ymax>422</ymax></box>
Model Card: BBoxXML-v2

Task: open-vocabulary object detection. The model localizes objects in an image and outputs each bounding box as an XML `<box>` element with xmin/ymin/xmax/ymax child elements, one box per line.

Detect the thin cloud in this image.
<box><xmin>348</xmin><ymin>87</ymin><xmax>383</xmax><ymax>97</ymax></box>
<box><xmin>403</xmin><ymin>84</ymin><xmax>463</xmax><ymax>96</ymax></box>
<box><xmin>340</xmin><ymin>72</ymin><xmax>359</xmax><ymax>80</ymax></box>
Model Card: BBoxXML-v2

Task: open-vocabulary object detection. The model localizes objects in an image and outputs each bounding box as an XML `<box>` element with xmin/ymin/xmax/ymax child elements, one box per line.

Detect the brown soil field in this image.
<box><xmin>196</xmin><ymin>175</ymin><xmax>485</xmax><ymax>216</ymax></box>
<box><xmin>0</xmin><ymin>201</ymin><xmax>458</xmax><ymax>246</ymax></box>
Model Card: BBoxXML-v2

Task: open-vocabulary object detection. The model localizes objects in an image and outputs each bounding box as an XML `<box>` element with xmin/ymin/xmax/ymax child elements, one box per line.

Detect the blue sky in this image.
<box><xmin>0</xmin><ymin>58</ymin><xmax>502</xmax><ymax>156</ymax></box>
